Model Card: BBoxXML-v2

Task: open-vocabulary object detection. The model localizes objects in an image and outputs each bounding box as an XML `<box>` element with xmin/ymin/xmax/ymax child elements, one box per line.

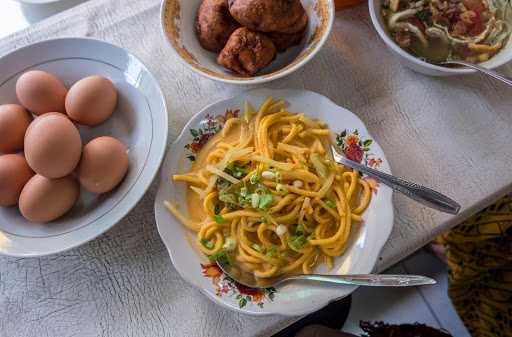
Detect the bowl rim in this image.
<box><xmin>159</xmin><ymin>0</ymin><xmax>335</xmax><ymax>85</ymax></box>
<box><xmin>368</xmin><ymin>0</ymin><xmax>512</xmax><ymax>74</ymax></box>
<box><xmin>0</xmin><ymin>37</ymin><xmax>169</xmax><ymax>257</ymax></box>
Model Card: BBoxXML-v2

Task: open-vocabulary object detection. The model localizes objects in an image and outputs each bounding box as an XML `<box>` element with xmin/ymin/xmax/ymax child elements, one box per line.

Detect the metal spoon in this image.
<box><xmin>217</xmin><ymin>258</ymin><xmax>436</xmax><ymax>289</ymax></box>
<box><xmin>438</xmin><ymin>60</ymin><xmax>512</xmax><ymax>87</ymax></box>
<box><xmin>330</xmin><ymin>145</ymin><xmax>461</xmax><ymax>214</ymax></box>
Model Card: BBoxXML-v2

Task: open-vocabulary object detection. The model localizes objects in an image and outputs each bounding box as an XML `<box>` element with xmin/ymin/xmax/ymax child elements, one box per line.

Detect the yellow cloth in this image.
<box><xmin>440</xmin><ymin>196</ymin><xmax>512</xmax><ymax>337</ymax></box>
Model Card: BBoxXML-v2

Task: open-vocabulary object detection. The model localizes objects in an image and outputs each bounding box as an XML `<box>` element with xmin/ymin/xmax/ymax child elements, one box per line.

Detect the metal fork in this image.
<box><xmin>331</xmin><ymin>145</ymin><xmax>461</xmax><ymax>214</ymax></box>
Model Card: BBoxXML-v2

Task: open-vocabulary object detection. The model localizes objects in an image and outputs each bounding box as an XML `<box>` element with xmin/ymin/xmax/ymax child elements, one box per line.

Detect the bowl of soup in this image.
<box><xmin>369</xmin><ymin>0</ymin><xmax>512</xmax><ymax>75</ymax></box>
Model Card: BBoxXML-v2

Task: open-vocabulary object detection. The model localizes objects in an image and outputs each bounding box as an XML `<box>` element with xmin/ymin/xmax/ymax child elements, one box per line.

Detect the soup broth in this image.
<box><xmin>382</xmin><ymin>0</ymin><xmax>512</xmax><ymax>63</ymax></box>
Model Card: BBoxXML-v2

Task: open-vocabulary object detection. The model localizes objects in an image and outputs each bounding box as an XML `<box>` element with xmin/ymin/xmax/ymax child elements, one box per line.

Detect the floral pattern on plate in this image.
<box><xmin>201</xmin><ymin>263</ymin><xmax>276</xmax><ymax>308</ymax></box>
<box><xmin>185</xmin><ymin>109</ymin><xmax>240</xmax><ymax>162</ymax></box>
<box><xmin>336</xmin><ymin>129</ymin><xmax>383</xmax><ymax>193</ymax></box>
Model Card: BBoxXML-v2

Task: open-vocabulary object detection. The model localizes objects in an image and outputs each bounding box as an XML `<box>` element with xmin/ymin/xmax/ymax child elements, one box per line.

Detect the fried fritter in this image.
<box><xmin>217</xmin><ymin>27</ymin><xmax>277</xmax><ymax>76</ymax></box>
<box><xmin>228</xmin><ymin>0</ymin><xmax>307</xmax><ymax>33</ymax></box>
<box><xmin>196</xmin><ymin>0</ymin><xmax>241</xmax><ymax>52</ymax></box>
<box><xmin>266</xmin><ymin>24</ymin><xmax>307</xmax><ymax>52</ymax></box>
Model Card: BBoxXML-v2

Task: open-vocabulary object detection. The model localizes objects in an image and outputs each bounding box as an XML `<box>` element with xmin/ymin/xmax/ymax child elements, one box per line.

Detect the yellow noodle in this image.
<box><xmin>166</xmin><ymin>97</ymin><xmax>374</xmax><ymax>279</ymax></box>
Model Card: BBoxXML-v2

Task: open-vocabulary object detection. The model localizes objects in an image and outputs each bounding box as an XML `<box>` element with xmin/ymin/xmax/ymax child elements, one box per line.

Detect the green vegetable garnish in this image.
<box><xmin>225</xmin><ymin>162</ymin><xmax>248</xmax><ymax>179</ymax></box>
<box><xmin>252</xmin><ymin>243</ymin><xmax>263</xmax><ymax>252</ymax></box>
<box><xmin>266</xmin><ymin>247</ymin><xmax>278</xmax><ymax>258</ymax></box>
<box><xmin>214</xmin><ymin>214</ymin><xmax>225</xmax><ymax>224</ymax></box>
<box><xmin>258</xmin><ymin>194</ymin><xmax>274</xmax><ymax>210</ymax></box>
<box><xmin>201</xmin><ymin>239</ymin><xmax>215</xmax><ymax>249</ymax></box>
<box><xmin>250</xmin><ymin>170</ymin><xmax>260</xmax><ymax>184</ymax></box>
<box><xmin>324</xmin><ymin>199</ymin><xmax>337</xmax><ymax>209</ymax></box>
<box><xmin>219</xmin><ymin>191</ymin><xmax>237</xmax><ymax>205</ymax></box>
<box><xmin>295</xmin><ymin>224</ymin><xmax>305</xmax><ymax>235</ymax></box>
<box><xmin>276</xmin><ymin>183</ymin><xmax>288</xmax><ymax>195</ymax></box>
<box><xmin>288</xmin><ymin>235</ymin><xmax>308</xmax><ymax>250</ymax></box>
<box><xmin>275</xmin><ymin>171</ymin><xmax>283</xmax><ymax>183</ymax></box>
<box><xmin>240</xmin><ymin>186</ymin><xmax>248</xmax><ymax>197</ymax></box>
<box><xmin>223</xmin><ymin>237</ymin><xmax>236</xmax><ymax>251</ymax></box>
<box><xmin>208</xmin><ymin>248</ymin><xmax>230</xmax><ymax>265</ymax></box>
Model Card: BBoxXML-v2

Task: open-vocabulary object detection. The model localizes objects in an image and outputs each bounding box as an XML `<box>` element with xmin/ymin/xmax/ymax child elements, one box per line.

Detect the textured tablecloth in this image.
<box><xmin>1</xmin><ymin>1</ymin><xmax>512</xmax><ymax>336</ymax></box>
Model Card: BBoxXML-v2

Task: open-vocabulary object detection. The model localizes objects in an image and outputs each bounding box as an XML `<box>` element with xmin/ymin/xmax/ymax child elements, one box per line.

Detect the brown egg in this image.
<box><xmin>24</xmin><ymin>112</ymin><xmax>82</xmax><ymax>178</ymax></box>
<box><xmin>19</xmin><ymin>174</ymin><xmax>79</xmax><ymax>223</ymax></box>
<box><xmin>16</xmin><ymin>70</ymin><xmax>67</xmax><ymax>115</ymax></box>
<box><xmin>78</xmin><ymin>136</ymin><xmax>129</xmax><ymax>193</ymax></box>
<box><xmin>65</xmin><ymin>75</ymin><xmax>118</xmax><ymax>126</ymax></box>
<box><xmin>0</xmin><ymin>154</ymin><xmax>34</xmax><ymax>206</ymax></box>
<box><xmin>0</xmin><ymin>104</ymin><xmax>32</xmax><ymax>153</ymax></box>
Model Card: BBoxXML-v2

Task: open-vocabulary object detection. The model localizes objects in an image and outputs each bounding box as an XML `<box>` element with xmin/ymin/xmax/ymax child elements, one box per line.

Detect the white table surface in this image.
<box><xmin>1</xmin><ymin>0</ymin><xmax>511</xmax><ymax>336</ymax></box>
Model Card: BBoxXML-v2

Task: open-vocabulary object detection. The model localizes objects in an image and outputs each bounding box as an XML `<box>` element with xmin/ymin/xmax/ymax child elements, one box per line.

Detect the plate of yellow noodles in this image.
<box><xmin>154</xmin><ymin>88</ymin><xmax>394</xmax><ymax>316</ymax></box>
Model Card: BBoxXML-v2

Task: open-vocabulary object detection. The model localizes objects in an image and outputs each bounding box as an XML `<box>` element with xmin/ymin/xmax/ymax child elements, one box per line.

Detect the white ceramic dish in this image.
<box><xmin>154</xmin><ymin>88</ymin><xmax>394</xmax><ymax>316</ymax></box>
<box><xmin>368</xmin><ymin>0</ymin><xmax>512</xmax><ymax>76</ymax></box>
<box><xmin>0</xmin><ymin>38</ymin><xmax>168</xmax><ymax>257</ymax></box>
<box><xmin>160</xmin><ymin>0</ymin><xmax>335</xmax><ymax>84</ymax></box>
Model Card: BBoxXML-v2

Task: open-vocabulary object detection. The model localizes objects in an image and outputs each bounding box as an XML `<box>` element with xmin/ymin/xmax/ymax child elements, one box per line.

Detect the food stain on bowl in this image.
<box><xmin>160</xmin><ymin>0</ymin><xmax>334</xmax><ymax>84</ymax></box>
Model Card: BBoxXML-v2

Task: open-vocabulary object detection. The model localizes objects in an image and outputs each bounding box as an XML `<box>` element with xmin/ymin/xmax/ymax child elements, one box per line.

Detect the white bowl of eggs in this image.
<box><xmin>0</xmin><ymin>38</ymin><xmax>168</xmax><ymax>257</ymax></box>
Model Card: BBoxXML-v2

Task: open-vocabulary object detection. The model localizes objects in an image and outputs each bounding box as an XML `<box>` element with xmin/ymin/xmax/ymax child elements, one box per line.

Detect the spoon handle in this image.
<box><xmin>332</xmin><ymin>149</ymin><xmax>461</xmax><ymax>214</ymax></box>
<box><xmin>286</xmin><ymin>274</ymin><xmax>436</xmax><ymax>287</ymax></box>
<box><xmin>445</xmin><ymin>60</ymin><xmax>512</xmax><ymax>87</ymax></box>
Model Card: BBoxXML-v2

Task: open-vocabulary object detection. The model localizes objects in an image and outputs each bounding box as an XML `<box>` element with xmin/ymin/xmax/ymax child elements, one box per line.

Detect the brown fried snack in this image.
<box><xmin>266</xmin><ymin>24</ymin><xmax>307</xmax><ymax>52</ymax></box>
<box><xmin>217</xmin><ymin>27</ymin><xmax>277</xmax><ymax>76</ymax></box>
<box><xmin>228</xmin><ymin>0</ymin><xmax>307</xmax><ymax>34</ymax></box>
<box><xmin>196</xmin><ymin>0</ymin><xmax>241</xmax><ymax>52</ymax></box>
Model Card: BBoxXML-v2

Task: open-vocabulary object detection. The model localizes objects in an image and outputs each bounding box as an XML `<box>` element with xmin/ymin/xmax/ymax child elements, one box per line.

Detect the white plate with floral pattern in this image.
<box><xmin>154</xmin><ymin>88</ymin><xmax>393</xmax><ymax>316</ymax></box>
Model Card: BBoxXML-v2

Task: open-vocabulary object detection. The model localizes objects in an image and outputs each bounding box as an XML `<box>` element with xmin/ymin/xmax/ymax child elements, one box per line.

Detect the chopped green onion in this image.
<box><xmin>324</xmin><ymin>199</ymin><xmax>337</xmax><ymax>209</ymax></box>
<box><xmin>252</xmin><ymin>243</ymin><xmax>263</xmax><ymax>252</ymax></box>
<box><xmin>219</xmin><ymin>192</ymin><xmax>237</xmax><ymax>204</ymax></box>
<box><xmin>208</xmin><ymin>248</ymin><xmax>230</xmax><ymax>265</ymax></box>
<box><xmin>225</xmin><ymin>162</ymin><xmax>247</xmax><ymax>178</ymax></box>
<box><xmin>275</xmin><ymin>171</ymin><xmax>283</xmax><ymax>183</ymax></box>
<box><xmin>266</xmin><ymin>247</ymin><xmax>278</xmax><ymax>258</ymax></box>
<box><xmin>250</xmin><ymin>170</ymin><xmax>260</xmax><ymax>184</ymax></box>
<box><xmin>260</xmin><ymin>215</ymin><xmax>268</xmax><ymax>224</ymax></box>
<box><xmin>258</xmin><ymin>194</ymin><xmax>274</xmax><ymax>210</ymax></box>
<box><xmin>201</xmin><ymin>239</ymin><xmax>215</xmax><ymax>249</ymax></box>
<box><xmin>214</xmin><ymin>214</ymin><xmax>225</xmax><ymax>224</ymax></box>
<box><xmin>288</xmin><ymin>235</ymin><xmax>307</xmax><ymax>250</ymax></box>
<box><xmin>251</xmin><ymin>193</ymin><xmax>260</xmax><ymax>208</ymax></box>
<box><xmin>276</xmin><ymin>183</ymin><xmax>288</xmax><ymax>195</ymax></box>
<box><xmin>240</xmin><ymin>187</ymin><xmax>248</xmax><ymax>197</ymax></box>
<box><xmin>233</xmin><ymin>166</ymin><xmax>246</xmax><ymax>178</ymax></box>
<box><xmin>295</xmin><ymin>224</ymin><xmax>305</xmax><ymax>235</ymax></box>
<box><xmin>254</xmin><ymin>187</ymin><xmax>266</xmax><ymax>195</ymax></box>
<box><xmin>223</xmin><ymin>237</ymin><xmax>236</xmax><ymax>251</ymax></box>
